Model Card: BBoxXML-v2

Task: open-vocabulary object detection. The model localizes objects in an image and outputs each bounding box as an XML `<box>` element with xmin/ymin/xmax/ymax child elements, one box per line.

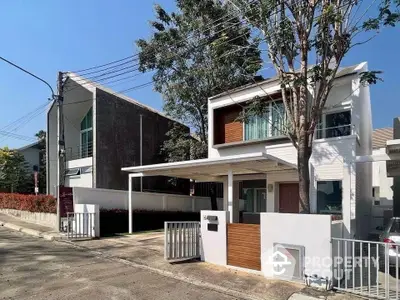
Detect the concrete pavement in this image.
<box><xmin>0</xmin><ymin>226</ymin><xmax>247</xmax><ymax>299</ymax></box>
<box><xmin>0</xmin><ymin>212</ymin><xmax>61</xmax><ymax>241</ymax></box>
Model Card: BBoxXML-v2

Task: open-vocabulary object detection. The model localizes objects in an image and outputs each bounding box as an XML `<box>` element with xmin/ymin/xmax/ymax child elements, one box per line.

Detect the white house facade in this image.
<box><xmin>122</xmin><ymin>62</ymin><xmax>373</xmax><ymax>241</ymax></box>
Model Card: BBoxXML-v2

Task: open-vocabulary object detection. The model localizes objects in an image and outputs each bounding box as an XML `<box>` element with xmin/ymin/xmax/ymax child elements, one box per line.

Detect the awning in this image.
<box><xmin>121</xmin><ymin>152</ymin><xmax>296</xmax><ymax>181</ymax></box>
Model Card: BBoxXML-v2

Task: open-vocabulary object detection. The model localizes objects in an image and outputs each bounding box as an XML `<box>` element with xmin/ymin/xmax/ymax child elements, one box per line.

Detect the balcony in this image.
<box><xmin>65</xmin><ymin>142</ymin><xmax>93</xmax><ymax>161</ymax></box>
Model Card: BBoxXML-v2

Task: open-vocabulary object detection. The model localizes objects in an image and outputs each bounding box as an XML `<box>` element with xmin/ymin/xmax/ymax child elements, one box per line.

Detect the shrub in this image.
<box><xmin>0</xmin><ymin>193</ymin><xmax>56</xmax><ymax>213</ymax></box>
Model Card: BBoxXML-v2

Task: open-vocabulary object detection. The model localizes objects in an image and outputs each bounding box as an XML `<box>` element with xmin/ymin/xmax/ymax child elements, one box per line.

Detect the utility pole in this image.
<box><xmin>140</xmin><ymin>114</ymin><xmax>143</xmax><ymax>192</ymax></box>
<box><xmin>56</xmin><ymin>71</ymin><xmax>65</xmax><ymax>230</ymax></box>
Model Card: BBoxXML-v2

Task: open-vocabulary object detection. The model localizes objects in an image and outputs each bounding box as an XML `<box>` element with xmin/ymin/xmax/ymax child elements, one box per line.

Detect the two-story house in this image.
<box><xmin>122</xmin><ymin>62</ymin><xmax>373</xmax><ymax>239</ymax></box>
<box><xmin>47</xmin><ymin>73</ymin><xmax>189</xmax><ymax>196</ymax></box>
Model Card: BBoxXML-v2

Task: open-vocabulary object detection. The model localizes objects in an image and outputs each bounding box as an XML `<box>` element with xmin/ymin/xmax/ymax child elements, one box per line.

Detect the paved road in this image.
<box><xmin>0</xmin><ymin>227</ymin><xmax>240</xmax><ymax>300</ymax></box>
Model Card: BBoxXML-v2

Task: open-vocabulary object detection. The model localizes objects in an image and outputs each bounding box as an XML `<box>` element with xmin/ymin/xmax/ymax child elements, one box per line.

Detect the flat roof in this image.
<box><xmin>122</xmin><ymin>152</ymin><xmax>296</xmax><ymax>181</ymax></box>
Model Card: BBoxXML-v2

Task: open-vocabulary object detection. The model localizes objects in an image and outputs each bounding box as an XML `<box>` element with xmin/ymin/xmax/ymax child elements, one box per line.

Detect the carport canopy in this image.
<box><xmin>121</xmin><ymin>152</ymin><xmax>297</xmax><ymax>233</ymax></box>
<box><xmin>121</xmin><ymin>152</ymin><xmax>296</xmax><ymax>182</ymax></box>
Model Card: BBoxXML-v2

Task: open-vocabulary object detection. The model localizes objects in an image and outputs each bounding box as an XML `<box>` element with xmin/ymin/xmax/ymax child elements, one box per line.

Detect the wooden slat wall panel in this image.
<box><xmin>214</xmin><ymin>105</ymin><xmax>243</xmax><ymax>144</ymax></box>
<box><xmin>227</xmin><ymin>223</ymin><xmax>261</xmax><ymax>271</ymax></box>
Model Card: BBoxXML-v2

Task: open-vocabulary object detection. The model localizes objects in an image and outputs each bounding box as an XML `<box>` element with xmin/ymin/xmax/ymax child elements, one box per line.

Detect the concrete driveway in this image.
<box><xmin>0</xmin><ymin>227</ymin><xmax>247</xmax><ymax>300</ymax></box>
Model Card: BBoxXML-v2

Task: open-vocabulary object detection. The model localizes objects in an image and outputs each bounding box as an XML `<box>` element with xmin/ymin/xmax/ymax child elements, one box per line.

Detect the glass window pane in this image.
<box><xmin>256</xmin><ymin>189</ymin><xmax>266</xmax><ymax>212</ymax></box>
<box><xmin>245</xmin><ymin>113</ymin><xmax>268</xmax><ymax>140</ymax></box>
<box><xmin>317</xmin><ymin>181</ymin><xmax>342</xmax><ymax>215</ymax></box>
<box><xmin>87</xmin><ymin>130</ymin><xmax>93</xmax><ymax>157</ymax></box>
<box><xmin>243</xmin><ymin>188</ymin><xmax>254</xmax><ymax>212</ymax></box>
<box><xmin>325</xmin><ymin>111</ymin><xmax>351</xmax><ymax>138</ymax></box>
<box><xmin>271</xmin><ymin>101</ymin><xmax>285</xmax><ymax>136</ymax></box>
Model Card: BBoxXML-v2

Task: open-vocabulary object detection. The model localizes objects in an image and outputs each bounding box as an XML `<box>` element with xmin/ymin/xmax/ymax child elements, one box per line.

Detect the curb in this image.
<box><xmin>0</xmin><ymin>220</ymin><xmax>59</xmax><ymax>241</ymax></box>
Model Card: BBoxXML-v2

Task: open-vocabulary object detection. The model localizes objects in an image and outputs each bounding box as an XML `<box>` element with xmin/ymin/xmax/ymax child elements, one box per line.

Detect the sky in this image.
<box><xmin>0</xmin><ymin>0</ymin><xmax>399</xmax><ymax>149</ymax></box>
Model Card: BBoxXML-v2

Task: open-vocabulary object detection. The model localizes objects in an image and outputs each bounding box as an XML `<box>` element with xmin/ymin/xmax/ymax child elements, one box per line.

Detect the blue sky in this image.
<box><xmin>0</xmin><ymin>0</ymin><xmax>399</xmax><ymax>148</ymax></box>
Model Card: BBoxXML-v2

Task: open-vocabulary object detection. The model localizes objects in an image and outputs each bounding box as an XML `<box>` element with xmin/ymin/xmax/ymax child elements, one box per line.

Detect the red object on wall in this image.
<box><xmin>59</xmin><ymin>186</ymin><xmax>74</xmax><ymax>217</ymax></box>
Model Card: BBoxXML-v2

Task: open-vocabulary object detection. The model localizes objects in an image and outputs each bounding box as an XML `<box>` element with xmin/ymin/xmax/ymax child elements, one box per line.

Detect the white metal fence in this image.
<box><xmin>164</xmin><ymin>222</ymin><xmax>201</xmax><ymax>261</ymax></box>
<box><xmin>332</xmin><ymin>237</ymin><xmax>400</xmax><ymax>299</ymax></box>
<box><xmin>65</xmin><ymin>212</ymin><xmax>96</xmax><ymax>240</ymax></box>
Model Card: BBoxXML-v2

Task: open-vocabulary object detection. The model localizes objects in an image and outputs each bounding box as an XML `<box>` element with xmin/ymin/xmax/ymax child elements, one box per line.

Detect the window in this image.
<box><xmin>66</xmin><ymin>168</ymin><xmax>80</xmax><ymax>176</ymax></box>
<box><xmin>81</xmin><ymin>166</ymin><xmax>93</xmax><ymax>174</ymax></box>
<box><xmin>243</xmin><ymin>188</ymin><xmax>266</xmax><ymax>213</ymax></box>
<box><xmin>244</xmin><ymin>100</ymin><xmax>287</xmax><ymax>141</ymax></box>
<box><xmin>317</xmin><ymin>111</ymin><xmax>351</xmax><ymax>139</ymax></box>
<box><xmin>80</xmin><ymin>108</ymin><xmax>93</xmax><ymax>158</ymax></box>
<box><xmin>317</xmin><ymin>181</ymin><xmax>342</xmax><ymax>215</ymax></box>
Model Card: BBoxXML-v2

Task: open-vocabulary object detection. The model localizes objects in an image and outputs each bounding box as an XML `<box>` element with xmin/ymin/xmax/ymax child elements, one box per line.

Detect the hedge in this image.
<box><xmin>100</xmin><ymin>209</ymin><xmax>200</xmax><ymax>236</ymax></box>
<box><xmin>0</xmin><ymin>193</ymin><xmax>56</xmax><ymax>213</ymax></box>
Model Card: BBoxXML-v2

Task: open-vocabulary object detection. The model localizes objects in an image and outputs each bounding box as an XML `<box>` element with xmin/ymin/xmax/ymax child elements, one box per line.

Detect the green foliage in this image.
<box><xmin>35</xmin><ymin>130</ymin><xmax>46</xmax><ymax>193</ymax></box>
<box><xmin>137</xmin><ymin>0</ymin><xmax>261</xmax><ymax>160</ymax></box>
<box><xmin>0</xmin><ymin>147</ymin><xmax>32</xmax><ymax>193</ymax></box>
<box><xmin>360</xmin><ymin>71</ymin><xmax>384</xmax><ymax>86</ymax></box>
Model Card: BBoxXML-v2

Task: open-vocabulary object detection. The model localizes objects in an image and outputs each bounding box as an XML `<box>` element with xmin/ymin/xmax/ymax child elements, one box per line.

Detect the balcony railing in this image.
<box><xmin>315</xmin><ymin>124</ymin><xmax>356</xmax><ymax>139</ymax></box>
<box><xmin>65</xmin><ymin>142</ymin><xmax>93</xmax><ymax>161</ymax></box>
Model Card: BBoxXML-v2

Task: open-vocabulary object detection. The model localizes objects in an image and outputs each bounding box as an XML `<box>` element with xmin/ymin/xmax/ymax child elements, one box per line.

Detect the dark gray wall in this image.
<box><xmin>95</xmin><ymin>89</ymin><xmax>190</xmax><ymax>194</ymax></box>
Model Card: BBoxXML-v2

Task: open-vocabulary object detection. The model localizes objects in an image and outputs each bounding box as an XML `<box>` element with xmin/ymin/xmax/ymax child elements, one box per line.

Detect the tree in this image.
<box><xmin>136</xmin><ymin>0</ymin><xmax>262</xmax><ymax>160</ymax></box>
<box><xmin>0</xmin><ymin>147</ymin><xmax>32</xmax><ymax>193</ymax></box>
<box><xmin>35</xmin><ymin>130</ymin><xmax>46</xmax><ymax>193</ymax></box>
<box><xmin>230</xmin><ymin>0</ymin><xmax>400</xmax><ymax>212</ymax></box>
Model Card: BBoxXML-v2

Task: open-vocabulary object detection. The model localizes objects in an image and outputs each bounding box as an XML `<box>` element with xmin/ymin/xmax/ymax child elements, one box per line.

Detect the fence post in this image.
<box><xmin>163</xmin><ymin>195</ymin><xmax>167</xmax><ymax>211</ymax></box>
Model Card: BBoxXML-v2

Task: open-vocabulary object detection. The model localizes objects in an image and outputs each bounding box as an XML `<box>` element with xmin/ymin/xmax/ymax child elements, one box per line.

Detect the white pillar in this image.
<box><xmin>228</xmin><ymin>169</ymin><xmax>233</xmax><ymax>223</ymax></box>
<box><xmin>128</xmin><ymin>174</ymin><xmax>133</xmax><ymax>234</ymax></box>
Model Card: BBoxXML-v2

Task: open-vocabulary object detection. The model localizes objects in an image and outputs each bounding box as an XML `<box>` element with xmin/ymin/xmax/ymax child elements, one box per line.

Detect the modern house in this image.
<box><xmin>122</xmin><ymin>61</ymin><xmax>373</xmax><ymax>240</ymax></box>
<box><xmin>17</xmin><ymin>141</ymin><xmax>41</xmax><ymax>173</ymax></box>
<box><xmin>371</xmin><ymin>127</ymin><xmax>394</xmax><ymax>205</ymax></box>
<box><xmin>46</xmin><ymin>73</ymin><xmax>189</xmax><ymax>196</ymax></box>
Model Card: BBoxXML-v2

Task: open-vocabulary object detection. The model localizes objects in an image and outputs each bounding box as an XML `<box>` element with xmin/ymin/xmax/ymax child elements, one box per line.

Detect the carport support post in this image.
<box><xmin>228</xmin><ymin>169</ymin><xmax>233</xmax><ymax>223</ymax></box>
<box><xmin>128</xmin><ymin>174</ymin><xmax>133</xmax><ymax>234</ymax></box>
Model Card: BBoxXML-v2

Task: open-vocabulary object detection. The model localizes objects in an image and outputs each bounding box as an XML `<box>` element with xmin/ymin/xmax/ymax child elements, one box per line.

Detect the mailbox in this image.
<box><xmin>204</xmin><ymin>215</ymin><xmax>219</xmax><ymax>232</ymax></box>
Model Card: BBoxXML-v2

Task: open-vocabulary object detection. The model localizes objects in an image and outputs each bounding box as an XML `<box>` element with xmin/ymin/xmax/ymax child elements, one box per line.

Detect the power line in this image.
<box><xmin>70</xmin><ymin>55</ymin><xmax>137</xmax><ymax>74</ymax></box>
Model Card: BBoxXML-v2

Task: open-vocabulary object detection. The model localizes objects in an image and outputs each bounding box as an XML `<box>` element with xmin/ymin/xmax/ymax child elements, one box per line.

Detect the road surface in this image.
<box><xmin>0</xmin><ymin>227</ymin><xmax>240</xmax><ymax>299</ymax></box>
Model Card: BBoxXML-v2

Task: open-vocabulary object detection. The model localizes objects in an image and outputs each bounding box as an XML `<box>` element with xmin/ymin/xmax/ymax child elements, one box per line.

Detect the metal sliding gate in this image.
<box><xmin>63</xmin><ymin>212</ymin><xmax>97</xmax><ymax>240</ymax></box>
<box><xmin>332</xmin><ymin>237</ymin><xmax>400</xmax><ymax>299</ymax></box>
<box><xmin>164</xmin><ymin>222</ymin><xmax>201</xmax><ymax>261</ymax></box>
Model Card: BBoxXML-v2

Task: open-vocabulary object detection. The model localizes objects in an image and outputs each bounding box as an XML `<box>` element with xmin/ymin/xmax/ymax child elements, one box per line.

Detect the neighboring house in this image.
<box><xmin>46</xmin><ymin>72</ymin><xmax>189</xmax><ymax>195</ymax></box>
<box><xmin>17</xmin><ymin>141</ymin><xmax>41</xmax><ymax>173</ymax></box>
<box><xmin>122</xmin><ymin>62</ymin><xmax>373</xmax><ymax>240</ymax></box>
<box><xmin>372</xmin><ymin>127</ymin><xmax>393</xmax><ymax>205</ymax></box>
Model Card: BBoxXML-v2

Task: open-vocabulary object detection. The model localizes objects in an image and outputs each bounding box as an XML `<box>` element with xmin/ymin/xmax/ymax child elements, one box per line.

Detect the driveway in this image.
<box><xmin>0</xmin><ymin>227</ymin><xmax>244</xmax><ymax>300</ymax></box>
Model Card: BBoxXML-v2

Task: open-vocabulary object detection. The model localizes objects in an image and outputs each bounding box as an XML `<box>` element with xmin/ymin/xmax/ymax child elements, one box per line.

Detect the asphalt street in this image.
<box><xmin>0</xmin><ymin>227</ymin><xmax>241</xmax><ymax>300</ymax></box>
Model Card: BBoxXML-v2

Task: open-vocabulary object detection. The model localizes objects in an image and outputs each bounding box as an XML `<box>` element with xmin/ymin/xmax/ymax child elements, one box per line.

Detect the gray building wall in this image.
<box><xmin>95</xmin><ymin>89</ymin><xmax>189</xmax><ymax>194</ymax></box>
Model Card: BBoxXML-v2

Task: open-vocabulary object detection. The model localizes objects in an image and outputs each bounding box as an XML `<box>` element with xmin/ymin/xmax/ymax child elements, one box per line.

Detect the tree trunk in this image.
<box><xmin>297</xmin><ymin>138</ymin><xmax>311</xmax><ymax>213</ymax></box>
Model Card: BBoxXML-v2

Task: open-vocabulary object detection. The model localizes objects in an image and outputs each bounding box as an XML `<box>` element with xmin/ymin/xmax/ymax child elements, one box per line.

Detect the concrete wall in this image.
<box><xmin>260</xmin><ymin>213</ymin><xmax>333</xmax><ymax>284</ymax></box>
<box><xmin>372</xmin><ymin>148</ymin><xmax>393</xmax><ymax>203</ymax></box>
<box><xmin>200</xmin><ymin>210</ymin><xmax>228</xmax><ymax>266</ymax></box>
<box><xmin>0</xmin><ymin>208</ymin><xmax>57</xmax><ymax>229</ymax></box>
<box><xmin>95</xmin><ymin>88</ymin><xmax>189</xmax><ymax>194</ymax></box>
<box><xmin>73</xmin><ymin>187</ymin><xmax>224</xmax><ymax>211</ymax></box>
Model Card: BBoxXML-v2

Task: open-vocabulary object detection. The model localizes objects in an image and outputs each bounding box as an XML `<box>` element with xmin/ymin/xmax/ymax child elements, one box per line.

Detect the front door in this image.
<box><xmin>279</xmin><ymin>183</ymin><xmax>300</xmax><ymax>213</ymax></box>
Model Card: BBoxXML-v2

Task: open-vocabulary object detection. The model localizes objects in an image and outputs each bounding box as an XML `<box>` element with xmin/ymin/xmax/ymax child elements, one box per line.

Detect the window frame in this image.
<box><xmin>316</xmin><ymin>109</ymin><xmax>352</xmax><ymax>139</ymax></box>
<box><xmin>242</xmin><ymin>99</ymin><xmax>287</xmax><ymax>141</ymax></box>
<box><xmin>66</xmin><ymin>168</ymin><xmax>80</xmax><ymax>177</ymax></box>
<box><xmin>316</xmin><ymin>180</ymin><xmax>343</xmax><ymax>215</ymax></box>
<box><xmin>80</xmin><ymin>108</ymin><xmax>93</xmax><ymax>158</ymax></box>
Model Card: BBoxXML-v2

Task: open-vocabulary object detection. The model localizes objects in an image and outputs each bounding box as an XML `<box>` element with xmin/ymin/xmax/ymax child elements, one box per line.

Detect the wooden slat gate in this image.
<box><xmin>227</xmin><ymin>223</ymin><xmax>261</xmax><ymax>271</ymax></box>
<box><xmin>164</xmin><ymin>222</ymin><xmax>201</xmax><ymax>261</ymax></box>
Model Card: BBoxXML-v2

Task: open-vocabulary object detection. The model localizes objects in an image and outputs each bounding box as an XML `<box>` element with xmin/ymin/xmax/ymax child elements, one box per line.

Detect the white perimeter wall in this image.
<box><xmin>261</xmin><ymin>213</ymin><xmax>333</xmax><ymax>282</ymax></box>
<box><xmin>200</xmin><ymin>210</ymin><xmax>228</xmax><ymax>266</ymax></box>
<box><xmin>73</xmin><ymin>187</ymin><xmax>225</xmax><ymax>212</ymax></box>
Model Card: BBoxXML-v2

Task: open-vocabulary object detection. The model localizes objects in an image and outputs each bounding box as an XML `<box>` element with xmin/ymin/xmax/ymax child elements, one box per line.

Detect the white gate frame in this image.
<box><xmin>164</xmin><ymin>221</ymin><xmax>201</xmax><ymax>261</ymax></box>
<box><xmin>332</xmin><ymin>237</ymin><xmax>398</xmax><ymax>299</ymax></box>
